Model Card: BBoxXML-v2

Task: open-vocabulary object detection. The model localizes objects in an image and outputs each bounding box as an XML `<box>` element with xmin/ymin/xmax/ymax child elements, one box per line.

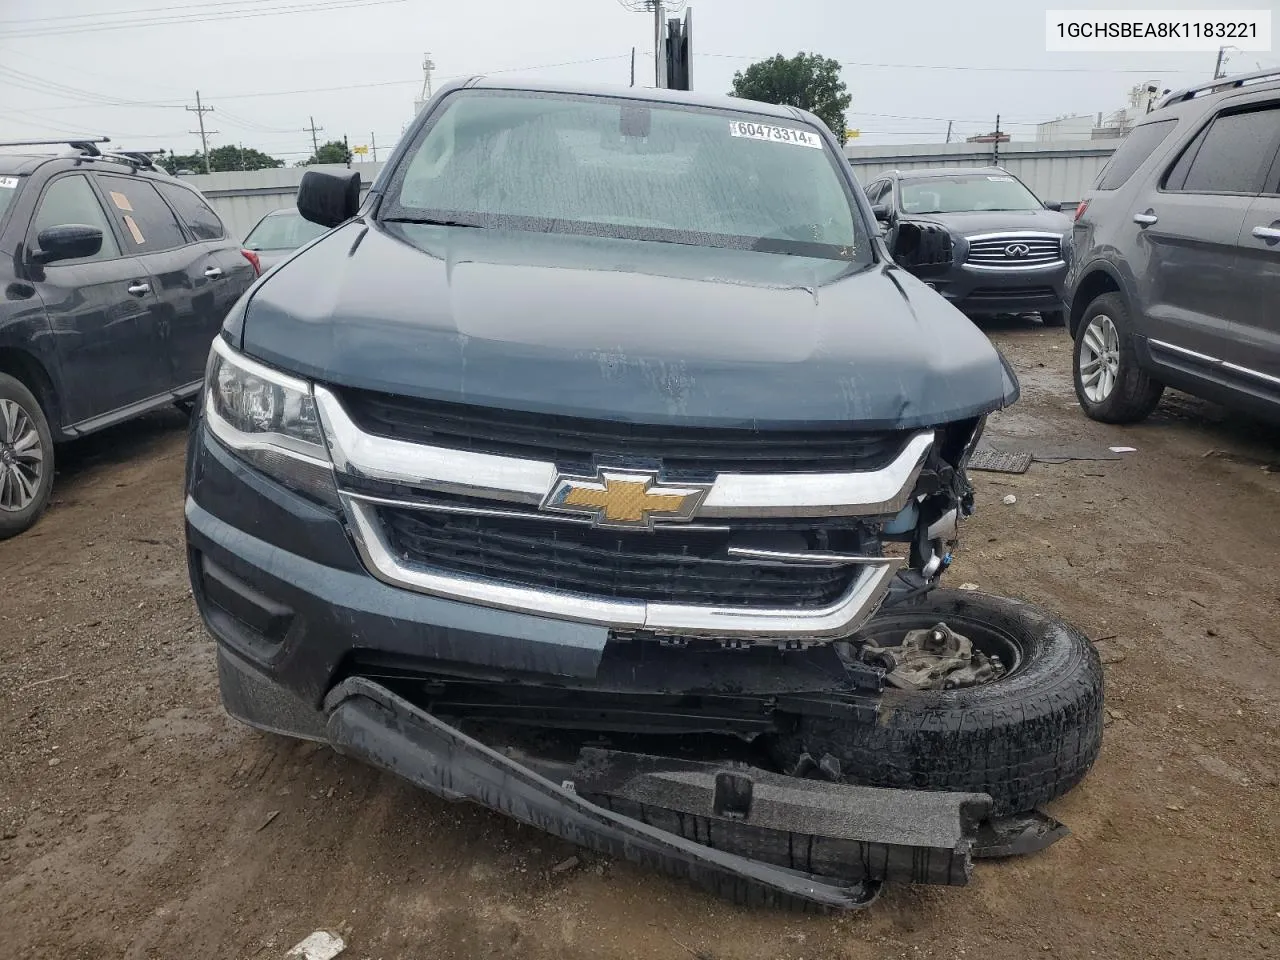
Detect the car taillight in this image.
<box><xmin>241</xmin><ymin>249</ymin><xmax>261</xmax><ymax>276</ymax></box>
<box><xmin>1073</xmin><ymin>200</ymin><xmax>1090</xmax><ymax>222</ymax></box>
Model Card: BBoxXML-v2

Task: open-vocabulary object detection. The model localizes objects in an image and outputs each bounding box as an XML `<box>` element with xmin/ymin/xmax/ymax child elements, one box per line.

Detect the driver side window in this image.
<box><xmin>31</xmin><ymin>175</ymin><xmax>121</xmax><ymax>262</ymax></box>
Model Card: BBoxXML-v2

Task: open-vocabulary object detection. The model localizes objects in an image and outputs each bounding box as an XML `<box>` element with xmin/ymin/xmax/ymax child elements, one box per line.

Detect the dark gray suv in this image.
<box><xmin>1068</xmin><ymin>68</ymin><xmax>1280</xmax><ymax>423</ymax></box>
<box><xmin>865</xmin><ymin>167</ymin><xmax>1073</xmax><ymax>325</ymax></box>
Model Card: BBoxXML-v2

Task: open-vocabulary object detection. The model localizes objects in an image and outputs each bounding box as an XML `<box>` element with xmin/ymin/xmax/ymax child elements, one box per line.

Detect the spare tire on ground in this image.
<box><xmin>769</xmin><ymin>590</ymin><xmax>1104</xmax><ymax>815</ymax></box>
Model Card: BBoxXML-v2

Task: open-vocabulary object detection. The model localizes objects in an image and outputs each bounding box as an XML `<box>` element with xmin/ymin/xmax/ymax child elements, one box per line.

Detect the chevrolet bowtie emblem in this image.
<box><xmin>541</xmin><ymin>469</ymin><xmax>710</xmax><ymax>529</ymax></box>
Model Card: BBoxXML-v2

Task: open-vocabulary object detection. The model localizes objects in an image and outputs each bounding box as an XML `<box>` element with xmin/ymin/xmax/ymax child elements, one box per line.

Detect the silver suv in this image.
<box><xmin>1068</xmin><ymin>68</ymin><xmax>1280</xmax><ymax>423</ymax></box>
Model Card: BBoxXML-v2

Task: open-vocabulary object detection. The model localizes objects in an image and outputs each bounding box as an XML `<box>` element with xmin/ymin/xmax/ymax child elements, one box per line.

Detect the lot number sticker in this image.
<box><xmin>729</xmin><ymin>121</ymin><xmax>823</xmax><ymax>149</ymax></box>
<box><xmin>0</xmin><ymin>176</ymin><xmax>18</xmax><ymax>189</ymax></box>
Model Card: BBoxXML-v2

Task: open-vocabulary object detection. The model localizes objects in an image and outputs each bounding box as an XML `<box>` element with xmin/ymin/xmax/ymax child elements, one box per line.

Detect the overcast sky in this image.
<box><xmin>0</xmin><ymin>0</ymin><xmax>1272</xmax><ymax>160</ymax></box>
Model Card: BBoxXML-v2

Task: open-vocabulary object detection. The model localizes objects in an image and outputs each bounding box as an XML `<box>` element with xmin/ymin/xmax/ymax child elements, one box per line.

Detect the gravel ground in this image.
<box><xmin>2</xmin><ymin>320</ymin><xmax>1279</xmax><ymax>959</ymax></box>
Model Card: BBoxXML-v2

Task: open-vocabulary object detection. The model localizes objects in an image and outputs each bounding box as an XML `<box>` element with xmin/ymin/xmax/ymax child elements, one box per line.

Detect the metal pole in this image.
<box><xmin>371</xmin><ymin>132</ymin><xmax>377</xmax><ymax>163</ymax></box>
<box><xmin>992</xmin><ymin>115</ymin><xmax>1000</xmax><ymax>166</ymax></box>
<box><xmin>631</xmin><ymin>46</ymin><xmax>636</xmax><ymax>87</ymax></box>
<box><xmin>1213</xmin><ymin>45</ymin><xmax>1226</xmax><ymax>79</ymax></box>
<box><xmin>186</xmin><ymin>90</ymin><xmax>215</xmax><ymax>174</ymax></box>
<box><xmin>945</xmin><ymin>120</ymin><xmax>953</xmax><ymax>144</ymax></box>
<box><xmin>307</xmin><ymin>116</ymin><xmax>322</xmax><ymax>157</ymax></box>
<box><xmin>653</xmin><ymin>0</ymin><xmax>664</xmax><ymax>87</ymax></box>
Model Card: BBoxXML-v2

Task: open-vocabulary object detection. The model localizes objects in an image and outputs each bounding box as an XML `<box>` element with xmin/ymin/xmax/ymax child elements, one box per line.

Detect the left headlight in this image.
<box><xmin>204</xmin><ymin>336</ymin><xmax>340</xmax><ymax>506</ymax></box>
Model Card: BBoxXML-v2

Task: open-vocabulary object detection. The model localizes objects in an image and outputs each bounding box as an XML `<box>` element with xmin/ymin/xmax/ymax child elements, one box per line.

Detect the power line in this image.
<box><xmin>0</xmin><ymin>64</ymin><xmax>185</xmax><ymax>109</ymax></box>
<box><xmin>0</xmin><ymin>0</ymin><xmax>409</xmax><ymax>40</ymax></box>
<box><xmin>0</xmin><ymin>0</ymin><xmax>370</xmax><ymax>25</ymax></box>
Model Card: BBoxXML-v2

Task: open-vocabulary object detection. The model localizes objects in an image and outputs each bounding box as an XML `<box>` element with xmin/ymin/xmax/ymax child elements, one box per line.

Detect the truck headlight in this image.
<box><xmin>204</xmin><ymin>336</ymin><xmax>339</xmax><ymax>506</ymax></box>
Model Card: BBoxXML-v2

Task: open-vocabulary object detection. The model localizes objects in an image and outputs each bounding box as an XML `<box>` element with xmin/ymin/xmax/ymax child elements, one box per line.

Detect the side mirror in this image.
<box><xmin>34</xmin><ymin>224</ymin><xmax>103</xmax><ymax>263</ymax></box>
<box><xmin>297</xmin><ymin>170</ymin><xmax>361</xmax><ymax>228</ymax></box>
<box><xmin>871</xmin><ymin>204</ymin><xmax>892</xmax><ymax>223</ymax></box>
<box><xmin>1044</xmin><ymin>201</ymin><xmax>1063</xmax><ymax>212</ymax></box>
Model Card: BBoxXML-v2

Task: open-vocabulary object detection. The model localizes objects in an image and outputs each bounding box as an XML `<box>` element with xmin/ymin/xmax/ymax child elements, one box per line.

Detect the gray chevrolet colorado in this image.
<box><xmin>184</xmin><ymin>79</ymin><xmax>1103</xmax><ymax>907</ymax></box>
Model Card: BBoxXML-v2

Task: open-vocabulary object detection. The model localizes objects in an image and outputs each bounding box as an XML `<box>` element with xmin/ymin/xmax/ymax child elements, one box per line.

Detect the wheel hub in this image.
<box><xmin>1079</xmin><ymin>313</ymin><xmax>1121</xmax><ymax>403</ymax></box>
<box><xmin>0</xmin><ymin>398</ymin><xmax>43</xmax><ymax>512</ymax></box>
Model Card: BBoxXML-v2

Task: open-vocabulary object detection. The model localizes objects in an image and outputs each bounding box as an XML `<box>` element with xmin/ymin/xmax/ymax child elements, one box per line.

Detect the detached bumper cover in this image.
<box><xmin>323</xmin><ymin>674</ymin><xmax>997</xmax><ymax>909</ymax></box>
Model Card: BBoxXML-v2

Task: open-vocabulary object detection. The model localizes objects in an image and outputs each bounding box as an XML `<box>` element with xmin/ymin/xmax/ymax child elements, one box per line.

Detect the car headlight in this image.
<box><xmin>204</xmin><ymin>336</ymin><xmax>339</xmax><ymax>506</ymax></box>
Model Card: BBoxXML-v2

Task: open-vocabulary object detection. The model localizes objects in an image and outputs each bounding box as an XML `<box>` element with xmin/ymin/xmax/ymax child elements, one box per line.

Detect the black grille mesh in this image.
<box><xmin>379</xmin><ymin>508</ymin><xmax>859</xmax><ymax>608</ymax></box>
<box><xmin>340</xmin><ymin>388</ymin><xmax>909</xmax><ymax>478</ymax></box>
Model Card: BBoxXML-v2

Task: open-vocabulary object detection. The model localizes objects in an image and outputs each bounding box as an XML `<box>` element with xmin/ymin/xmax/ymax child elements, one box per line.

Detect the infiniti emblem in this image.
<box><xmin>1004</xmin><ymin>242</ymin><xmax>1031</xmax><ymax>259</ymax></box>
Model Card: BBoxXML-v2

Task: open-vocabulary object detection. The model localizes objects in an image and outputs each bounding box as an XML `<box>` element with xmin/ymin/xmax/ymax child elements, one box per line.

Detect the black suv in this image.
<box><xmin>0</xmin><ymin>139</ymin><xmax>258</xmax><ymax>537</ymax></box>
<box><xmin>865</xmin><ymin>167</ymin><xmax>1072</xmax><ymax>325</ymax></box>
<box><xmin>1068</xmin><ymin>68</ymin><xmax>1280</xmax><ymax>423</ymax></box>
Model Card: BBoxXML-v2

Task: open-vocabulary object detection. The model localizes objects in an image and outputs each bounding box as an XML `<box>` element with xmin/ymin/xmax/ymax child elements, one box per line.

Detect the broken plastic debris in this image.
<box><xmin>1001</xmin><ymin>494</ymin><xmax>1017</xmax><ymax>505</ymax></box>
<box><xmin>959</xmin><ymin>583</ymin><xmax>980</xmax><ymax>591</ymax></box>
<box><xmin>1109</xmin><ymin>446</ymin><xmax>1137</xmax><ymax>453</ymax></box>
<box><xmin>285</xmin><ymin>931</ymin><xmax>345</xmax><ymax>959</ymax></box>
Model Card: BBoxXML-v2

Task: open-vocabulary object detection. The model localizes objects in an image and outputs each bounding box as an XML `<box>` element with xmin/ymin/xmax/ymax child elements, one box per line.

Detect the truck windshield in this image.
<box><xmin>901</xmin><ymin>174</ymin><xmax>1043</xmax><ymax>214</ymax></box>
<box><xmin>381</xmin><ymin>90</ymin><xmax>869</xmax><ymax>262</ymax></box>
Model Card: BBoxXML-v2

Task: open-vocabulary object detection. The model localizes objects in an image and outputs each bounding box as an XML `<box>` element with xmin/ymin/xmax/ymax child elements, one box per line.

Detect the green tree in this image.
<box><xmin>207</xmin><ymin>144</ymin><xmax>283</xmax><ymax>172</ymax></box>
<box><xmin>159</xmin><ymin>152</ymin><xmax>205</xmax><ymax>175</ymax></box>
<box><xmin>729</xmin><ymin>52</ymin><xmax>853</xmax><ymax>144</ymax></box>
<box><xmin>302</xmin><ymin>139</ymin><xmax>352</xmax><ymax>166</ymax></box>
<box><xmin>159</xmin><ymin>146</ymin><xmax>283</xmax><ymax>174</ymax></box>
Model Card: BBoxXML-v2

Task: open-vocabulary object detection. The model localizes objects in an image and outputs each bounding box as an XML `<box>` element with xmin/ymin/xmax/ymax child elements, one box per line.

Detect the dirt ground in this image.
<box><xmin>2</xmin><ymin>321</ymin><xmax>1279</xmax><ymax>960</ymax></box>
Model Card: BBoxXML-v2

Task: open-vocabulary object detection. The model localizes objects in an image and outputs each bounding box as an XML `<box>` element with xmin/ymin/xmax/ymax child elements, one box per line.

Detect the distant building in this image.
<box><xmin>1037</xmin><ymin>82</ymin><xmax>1165</xmax><ymax>142</ymax></box>
<box><xmin>1036</xmin><ymin>116</ymin><xmax>1094</xmax><ymax>142</ymax></box>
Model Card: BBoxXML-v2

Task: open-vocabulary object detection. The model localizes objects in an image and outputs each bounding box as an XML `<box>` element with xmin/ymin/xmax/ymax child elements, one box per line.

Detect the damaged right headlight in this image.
<box><xmin>204</xmin><ymin>335</ymin><xmax>340</xmax><ymax>506</ymax></box>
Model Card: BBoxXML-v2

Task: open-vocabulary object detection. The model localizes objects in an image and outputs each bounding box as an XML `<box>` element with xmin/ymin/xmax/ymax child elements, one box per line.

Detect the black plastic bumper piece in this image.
<box><xmin>323</xmin><ymin>678</ymin><xmax>995</xmax><ymax>909</ymax></box>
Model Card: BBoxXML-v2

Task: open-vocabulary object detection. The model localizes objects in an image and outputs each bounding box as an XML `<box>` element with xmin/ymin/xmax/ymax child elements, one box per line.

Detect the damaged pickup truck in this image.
<box><xmin>184</xmin><ymin>79</ymin><xmax>1103</xmax><ymax>909</ymax></box>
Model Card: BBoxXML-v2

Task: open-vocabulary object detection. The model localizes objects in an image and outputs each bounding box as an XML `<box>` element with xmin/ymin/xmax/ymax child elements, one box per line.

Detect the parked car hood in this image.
<box><xmin>901</xmin><ymin>208</ymin><xmax>1072</xmax><ymax>238</ymax></box>
<box><xmin>234</xmin><ymin>221</ymin><xmax>1019</xmax><ymax>430</ymax></box>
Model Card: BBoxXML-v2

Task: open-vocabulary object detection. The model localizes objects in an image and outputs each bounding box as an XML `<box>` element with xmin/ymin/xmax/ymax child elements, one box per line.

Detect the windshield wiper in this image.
<box><xmin>382</xmin><ymin>216</ymin><xmax>484</xmax><ymax>228</ymax></box>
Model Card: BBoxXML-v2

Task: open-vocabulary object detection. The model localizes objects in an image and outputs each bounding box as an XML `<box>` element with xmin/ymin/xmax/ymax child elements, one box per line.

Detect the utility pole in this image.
<box><xmin>1213</xmin><ymin>45</ymin><xmax>1227</xmax><ymax>79</ymax></box>
<box><xmin>343</xmin><ymin>134</ymin><xmax>350</xmax><ymax>169</ymax></box>
<box><xmin>305</xmin><ymin>116</ymin><xmax>323</xmax><ymax>159</ymax></box>
<box><xmin>652</xmin><ymin>0</ymin><xmax>665</xmax><ymax>87</ymax></box>
<box><xmin>370</xmin><ymin>132</ymin><xmax>377</xmax><ymax>163</ymax></box>
<box><xmin>185</xmin><ymin>90</ymin><xmax>216</xmax><ymax>174</ymax></box>
<box><xmin>945</xmin><ymin>120</ymin><xmax>953</xmax><ymax>144</ymax></box>
<box><xmin>992</xmin><ymin>114</ymin><xmax>1001</xmax><ymax>166</ymax></box>
<box><xmin>630</xmin><ymin>46</ymin><xmax>636</xmax><ymax>87</ymax></box>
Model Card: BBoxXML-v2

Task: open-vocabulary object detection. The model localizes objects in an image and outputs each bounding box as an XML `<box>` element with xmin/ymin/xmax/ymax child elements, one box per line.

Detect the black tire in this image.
<box><xmin>1040</xmin><ymin>309</ymin><xmax>1067</xmax><ymax>328</ymax></box>
<box><xmin>769</xmin><ymin>590</ymin><xmax>1104</xmax><ymax>815</ymax></box>
<box><xmin>0</xmin><ymin>373</ymin><xmax>56</xmax><ymax>540</ymax></box>
<box><xmin>1072</xmin><ymin>292</ymin><xmax>1163</xmax><ymax>424</ymax></box>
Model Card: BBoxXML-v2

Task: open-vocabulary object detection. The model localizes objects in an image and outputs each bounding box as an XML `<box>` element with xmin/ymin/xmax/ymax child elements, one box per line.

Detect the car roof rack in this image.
<box><xmin>0</xmin><ymin>136</ymin><xmax>111</xmax><ymax>156</ymax></box>
<box><xmin>100</xmin><ymin>149</ymin><xmax>167</xmax><ymax>172</ymax></box>
<box><xmin>1156</xmin><ymin>66</ymin><xmax>1280</xmax><ymax>110</ymax></box>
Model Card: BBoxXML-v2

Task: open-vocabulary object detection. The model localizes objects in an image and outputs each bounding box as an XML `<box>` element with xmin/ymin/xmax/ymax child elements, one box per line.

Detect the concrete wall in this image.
<box><xmin>185</xmin><ymin>141</ymin><xmax>1119</xmax><ymax>240</ymax></box>
<box><xmin>843</xmin><ymin>140</ymin><xmax>1118</xmax><ymax>208</ymax></box>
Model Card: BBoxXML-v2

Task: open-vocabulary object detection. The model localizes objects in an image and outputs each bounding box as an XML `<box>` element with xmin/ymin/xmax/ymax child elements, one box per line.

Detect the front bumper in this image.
<box><xmin>932</xmin><ymin>262</ymin><xmax>1069</xmax><ymax>317</ymax></box>
<box><xmin>188</xmin><ymin>419</ymin><xmax>1070</xmax><ymax>907</ymax></box>
<box><xmin>218</xmin><ymin>655</ymin><xmax>1064</xmax><ymax>909</ymax></box>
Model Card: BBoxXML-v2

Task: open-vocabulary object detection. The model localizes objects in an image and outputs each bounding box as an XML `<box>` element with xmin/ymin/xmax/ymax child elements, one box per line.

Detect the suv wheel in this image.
<box><xmin>1072</xmin><ymin>292</ymin><xmax>1164</xmax><ymax>424</ymax></box>
<box><xmin>0</xmin><ymin>373</ymin><xmax>55</xmax><ymax>540</ymax></box>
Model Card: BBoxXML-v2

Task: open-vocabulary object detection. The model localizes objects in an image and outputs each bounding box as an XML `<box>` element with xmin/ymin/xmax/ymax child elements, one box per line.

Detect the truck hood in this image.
<box><xmin>235</xmin><ymin>221</ymin><xmax>1019</xmax><ymax>430</ymax></box>
<box><xmin>902</xmin><ymin>208</ymin><xmax>1072</xmax><ymax>238</ymax></box>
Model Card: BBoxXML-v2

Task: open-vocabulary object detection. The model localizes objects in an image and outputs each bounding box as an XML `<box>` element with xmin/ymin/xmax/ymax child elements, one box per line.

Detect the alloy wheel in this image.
<box><xmin>1079</xmin><ymin>313</ymin><xmax>1121</xmax><ymax>403</ymax></box>
<box><xmin>0</xmin><ymin>398</ymin><xmax>44</xmax><ymax>512</ymax></box>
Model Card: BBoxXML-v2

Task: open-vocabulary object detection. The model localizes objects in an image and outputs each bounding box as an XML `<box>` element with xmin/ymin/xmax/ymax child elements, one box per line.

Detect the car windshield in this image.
<box><xmin>0</xmin><ymin>175</ymin><xmax>20</xmax><ymax>223</ymax></box>
<box><xmin>244</xmin><ymin>211</ymin><xmax>329</xmax><ymax>250</ymax></box>
<box><xmin>900</xmin><ymin>174</ymin><xmax>1043</xmax><ymax>214</ymax></box>
<box><xmin>381</xmin><ymin>90</ymin><xmax>869</xmax><ymax>262</ymax></box>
